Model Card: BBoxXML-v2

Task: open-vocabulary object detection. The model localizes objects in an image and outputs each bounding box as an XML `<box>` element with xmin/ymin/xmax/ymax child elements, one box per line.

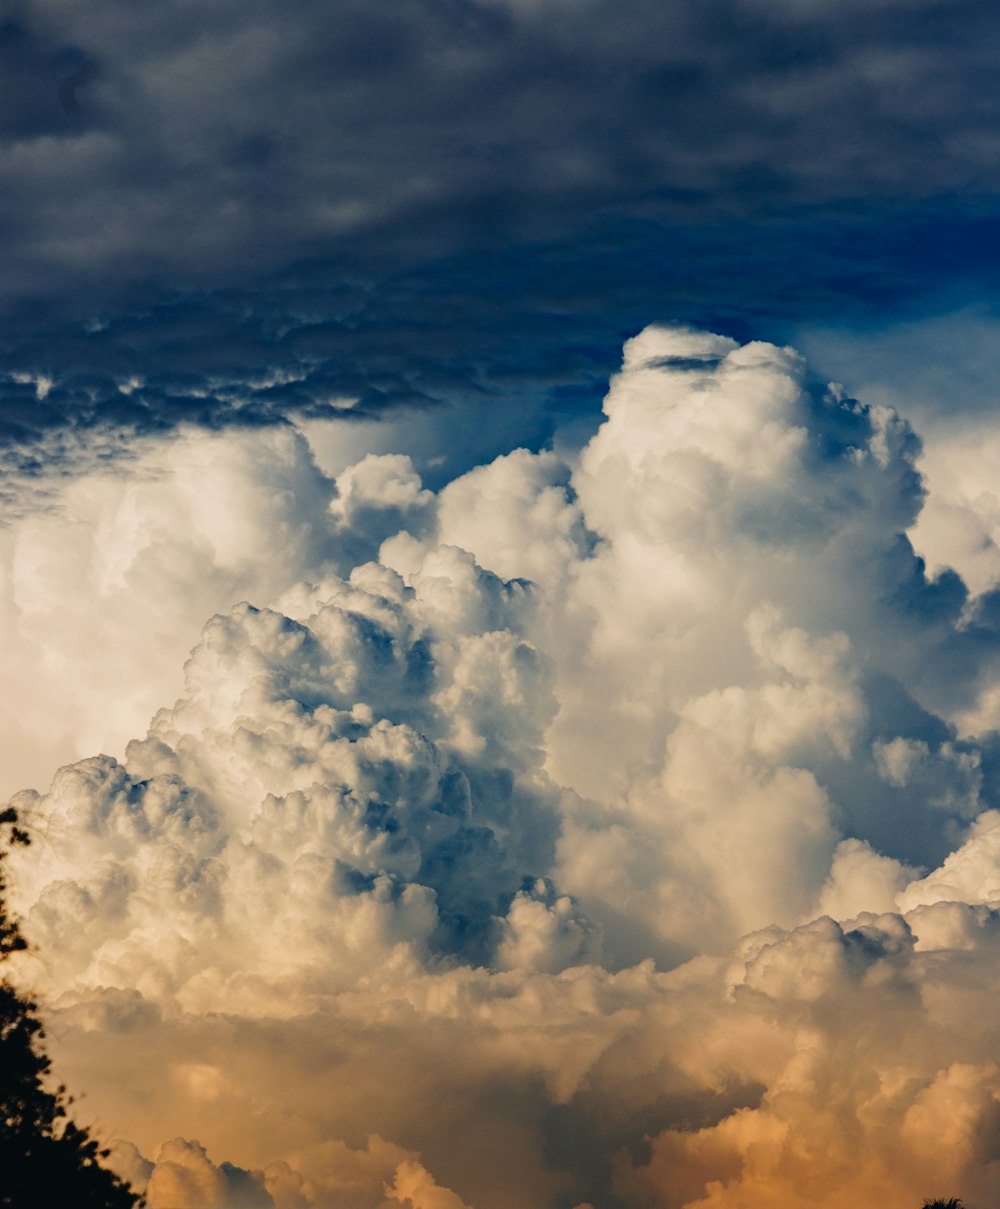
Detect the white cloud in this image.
<box><xmin>11</xmin><ymin>325</ymin><xmax>1000</xmax><ymax>1207</ymax></box>
<box><xmin>0</xmin><ymin>424</ymin><xmax>341</xmax><ymax>799</ymax></box>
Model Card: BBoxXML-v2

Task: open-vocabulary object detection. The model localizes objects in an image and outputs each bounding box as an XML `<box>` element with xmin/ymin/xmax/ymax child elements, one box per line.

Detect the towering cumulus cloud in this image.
<box><xmin>10</xmin><ymin>327</ymin><xmax>1000</xmax><ymax>1208</ymax></box>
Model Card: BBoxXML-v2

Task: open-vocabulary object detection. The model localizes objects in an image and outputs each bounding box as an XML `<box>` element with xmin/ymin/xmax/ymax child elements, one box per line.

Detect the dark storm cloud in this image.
<box><xmin>6</xmin><ymin>0</ymin><xmax>1000</xmax><ymax>293</ymax></box>
<box><xmin>4</xmin><ymin>207</ymin><xmax>1000</xmax><ymax>480</ymax></box>
<box><xmin>3</xmin><ymin>0</ymin><xmax>1000</xmax><ymax>457</ymax></box>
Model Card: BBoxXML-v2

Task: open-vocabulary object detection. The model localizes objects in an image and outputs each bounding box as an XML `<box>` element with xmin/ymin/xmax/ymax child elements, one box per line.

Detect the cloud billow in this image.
<box><xmin>9</xmin><ymin>327</ymin><xmax>1000</xmax><ymax>1205</ymax></box>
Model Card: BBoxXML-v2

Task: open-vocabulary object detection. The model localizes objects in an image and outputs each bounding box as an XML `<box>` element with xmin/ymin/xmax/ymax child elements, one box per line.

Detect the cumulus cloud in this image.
<box><xmin>385</xmin><ymin>1161</ymin><xmax>474</xmax><ymax>1209</ymax></box>
<box><xmin>0</xmin><ymin>427</ymin><xmax>442</xmax><ymax>799</ymax></box>
<box><xmin>12</xmin><ymin>325</ymin><xmax>1000</xmax><ymax>1207</ymax></box>
<box><xmin>616</xmin><ymin>910</ymin><xmax>1000</xmax><ymax>1209</ymax></box>
<box><xmin>145</xmin><ymin>1138</ymin><xmax>271</xmax><ymax>1209</ymax></box>
<box><xmin>799</xmin><ymin>310</ymin><xmax>1000</xmax><ymax>604</ymax></box>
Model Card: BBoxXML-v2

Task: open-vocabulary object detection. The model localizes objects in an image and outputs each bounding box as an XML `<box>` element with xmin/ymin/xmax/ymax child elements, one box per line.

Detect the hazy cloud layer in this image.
<box><xmin>9</xmin><ymin>328</ymin><xmax>1000</xmax><ymax>1207</ymax></box>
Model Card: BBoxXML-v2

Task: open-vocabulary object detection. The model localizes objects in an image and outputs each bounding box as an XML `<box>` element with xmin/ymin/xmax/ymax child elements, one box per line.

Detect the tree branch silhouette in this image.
<box><xmin>0</xmin><ymin>806</ymin><xmax>142</xmax><ymax>1208</ymax></box>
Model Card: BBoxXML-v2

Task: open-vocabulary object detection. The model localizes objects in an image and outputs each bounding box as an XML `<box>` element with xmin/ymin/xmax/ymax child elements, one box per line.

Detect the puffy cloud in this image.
<box><xmin>495</xmin><ymin>878</ymin><xmax>602</xmax><ymax>974</ymax></box>
<box><xmin>0</xmin><ymin>423</ymin><xmax>340</xmax><ymax>799</ymax></box>
<box><xmin>614</xmin><ymin>909</ymin><xmax>1000</xmax><ymax>1209</ymax></box>
<box><xmin>817</xmin><ymin>838</ymin><xmax>916</xmax><ymax>920</ymax></box>
<box><xmin>898</xmin><ymin>811</ymin><xmax>1000</xmax><ymax>912</ymax></box>
<box><xmin>429</xmin><ymin>326</ymin><xmax>987</xmax><ymax>955</ymax></box>
<box><xmin>434</xmin><ymin>449</ymin><xmax>591</xmax><ymax>600</ymax></box>
<box><xmin>145</xmin><ymin>1138</ymin><xmax>272</xmax><ymax>1209</ymax></box>
<box><xmin>139</xmin><ymin>1136</ymin><xmax>468</xmax><ymax>1209</ymax></box>
<box><xmin>799</xmin><ymin>310</ymin><xmax>1000</xmax><ymax>600</ymax></box>
<box><xmin>385</xmin><ymin>1161</ymin><xmax>474</xmax><ymax>1209</ymax></box>
<box><xmin>12</xmin><ymin>325</ymin><xmax>1000</xmax><ymax>1208</ymax></box>
<box><xmin>0</xmin><ymin>430</ymin><xmax>447</xmax><ymax>801</ymax></box>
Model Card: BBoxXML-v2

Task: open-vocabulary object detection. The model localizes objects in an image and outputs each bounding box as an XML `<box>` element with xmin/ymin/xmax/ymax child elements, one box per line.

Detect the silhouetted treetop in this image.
<box><xmin>0</xmin><ymin>806</ymin><xmax>142</xmax><ymax>1208</ymax></box>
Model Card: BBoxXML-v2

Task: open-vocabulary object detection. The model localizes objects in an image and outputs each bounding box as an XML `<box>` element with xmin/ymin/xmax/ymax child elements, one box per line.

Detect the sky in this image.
<box><xmin>6</xmin><ymin>2</ymin><xmax>1000</xmax><ymax>1207</ymax></box>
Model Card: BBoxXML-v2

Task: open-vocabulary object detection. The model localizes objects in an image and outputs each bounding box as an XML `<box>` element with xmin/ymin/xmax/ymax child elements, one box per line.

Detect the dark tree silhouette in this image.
<box><xmin>0</xmin><ymin>806</ymin><xmax>142</xmax><ymax>1208</ymax></box>
<box><xmin>922</xmin><ymin>1200</ymin><xmax>965</xmax><ymax>1208</ymax></box>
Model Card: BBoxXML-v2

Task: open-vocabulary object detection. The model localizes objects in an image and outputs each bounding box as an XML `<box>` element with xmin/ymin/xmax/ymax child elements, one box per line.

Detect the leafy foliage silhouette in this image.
<box><xmin>922</xmin><ymin>1200</ymin><xmax>965</xmax><ymax>1208</ymax></box>
<box><xmin>0</xmin><ymin>806</ymin><xmax>142</xmax><ymax>1208</ymax></box>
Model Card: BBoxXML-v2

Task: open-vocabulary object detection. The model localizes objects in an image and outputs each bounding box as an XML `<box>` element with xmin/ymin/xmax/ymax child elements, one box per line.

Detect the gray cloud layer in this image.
<box><xmin>2</xmin><ymin>0</ymin><xmax>1000</xmax><ymax>472</ymax></box>
<box><xmin>6</xmin><ymin>0</ymin><xmax>1000</xmax><ymax>301</ymax></box>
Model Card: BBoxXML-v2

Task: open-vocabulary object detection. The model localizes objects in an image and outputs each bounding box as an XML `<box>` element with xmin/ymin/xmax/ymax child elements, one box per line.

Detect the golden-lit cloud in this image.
<box><xmin>9</xmin><ymin>327</ymin><xmax>1000</xmax><ymax>1207</ymax></box>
